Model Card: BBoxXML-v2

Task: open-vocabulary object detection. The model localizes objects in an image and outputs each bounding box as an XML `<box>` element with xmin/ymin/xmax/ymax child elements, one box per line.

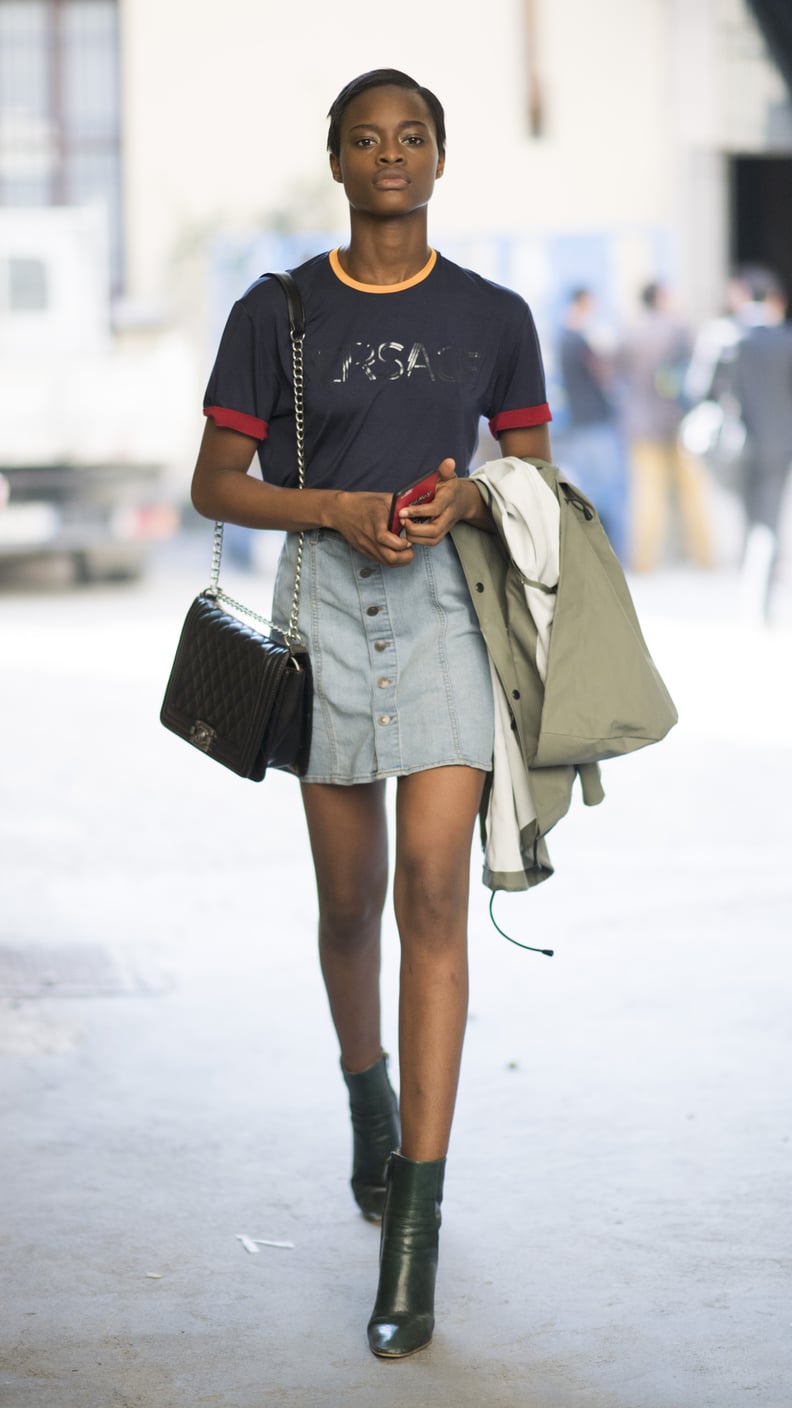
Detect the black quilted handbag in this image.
<box><xmin>160</xmin><ymin>272</ymin><xmax>313</xmax><ymax>781</ymax></box>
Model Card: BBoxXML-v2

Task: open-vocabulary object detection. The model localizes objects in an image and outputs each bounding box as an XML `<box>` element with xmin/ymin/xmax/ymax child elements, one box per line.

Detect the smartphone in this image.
<box><xmin>387</xmin><ymin>470</ymin><xmax>439</xmax><ymax>535</ymax></box>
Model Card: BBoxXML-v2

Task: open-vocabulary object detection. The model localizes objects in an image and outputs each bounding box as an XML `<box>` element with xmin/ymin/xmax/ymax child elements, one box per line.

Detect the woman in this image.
<box><xmin>191</xmin><ymin>68</ymin><xmax>552</xmax><ymax>1359</ymax></box>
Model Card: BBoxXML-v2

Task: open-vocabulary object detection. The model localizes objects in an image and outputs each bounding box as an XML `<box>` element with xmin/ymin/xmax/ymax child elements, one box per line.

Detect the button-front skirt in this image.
<box><xmin>270</xmin><ymin>530</ymin><xmax>494</xmax><ymax>785</ymax></box>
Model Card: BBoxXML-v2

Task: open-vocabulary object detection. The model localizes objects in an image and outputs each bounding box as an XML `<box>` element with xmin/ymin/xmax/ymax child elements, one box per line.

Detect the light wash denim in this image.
<box><xmin>271</xmin><ymin>531</ymin><xmax>494</xmax><ymax>785</ymax></box>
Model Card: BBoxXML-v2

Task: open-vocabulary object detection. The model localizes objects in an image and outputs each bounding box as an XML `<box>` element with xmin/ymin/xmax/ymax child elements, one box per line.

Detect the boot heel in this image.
<box><xmin>367</xmin><ymin>1152</ymin><xmax>446</xmax><ymax>1359</ymax></box>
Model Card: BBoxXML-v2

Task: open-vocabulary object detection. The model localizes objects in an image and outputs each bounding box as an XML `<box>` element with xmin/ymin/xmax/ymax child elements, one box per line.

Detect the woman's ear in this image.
<box><xmin>436</xmin><ymin>153</ymin><xmax>445</xmax><ymax>180</ymax></box>
<box><xmin>329</xmin><ymin>153</ymin><xmax>343</xmax><ymax>184</ymax></box>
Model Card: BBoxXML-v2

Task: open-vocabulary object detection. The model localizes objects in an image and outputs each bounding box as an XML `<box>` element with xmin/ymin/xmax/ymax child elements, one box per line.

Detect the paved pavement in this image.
<box><xmin>1</xmin><ymin>533</ymin><xmax>791</xmax><ymax>1407</ymax></box>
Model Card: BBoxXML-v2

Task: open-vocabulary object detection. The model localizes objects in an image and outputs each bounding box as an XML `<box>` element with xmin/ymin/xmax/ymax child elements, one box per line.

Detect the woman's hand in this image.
<box><xmin>398</xmin><ymin>458</ymin><xmax>491</xmax><ymax>543</ymax></box>
<box><xmin>328</xmin><ymin>461</ymin><xmax>485</xmax><ymax>562</ymax></box>
<box><xmin>327</xmin><ymin>490</ymin><xmax>416</xmax><ymax>566</ymax></box>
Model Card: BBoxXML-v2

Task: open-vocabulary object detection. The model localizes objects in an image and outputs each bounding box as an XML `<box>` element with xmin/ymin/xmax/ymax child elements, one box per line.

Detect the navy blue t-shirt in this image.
<box><xmin>204</xmin><ymin>249</ymin><xmax>551</xmax><ymax>493</ymax></box>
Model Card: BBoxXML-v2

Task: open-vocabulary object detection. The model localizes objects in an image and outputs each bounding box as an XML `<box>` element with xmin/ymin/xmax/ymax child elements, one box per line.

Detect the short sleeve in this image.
<box><xmin>203</xmin><ymin>298</ymin><xmax>277</xmax><ymax>441</ymax></box>
<box><xmin>486</xmin><ymin>298</ymin><xmax>551</xmax><ymax>438</ymax></box>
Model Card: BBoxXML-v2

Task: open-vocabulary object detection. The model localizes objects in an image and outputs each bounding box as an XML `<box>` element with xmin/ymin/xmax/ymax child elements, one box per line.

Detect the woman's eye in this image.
<box><xmin>403</xmin><ymin>134</ymin><xmax>424</xmax><ymax>146</ymax></box>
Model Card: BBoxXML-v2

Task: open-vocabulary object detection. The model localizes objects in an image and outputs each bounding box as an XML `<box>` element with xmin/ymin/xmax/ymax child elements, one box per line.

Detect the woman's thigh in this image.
<box><xmin>300</xmin><ymin>780</ymin><xmax>389</xmax><ymax>924</ymax></box>
<box><xmin>394</xmin><ymin>766</ymin><xmax>486</xmax><ymax>933</ymax></box>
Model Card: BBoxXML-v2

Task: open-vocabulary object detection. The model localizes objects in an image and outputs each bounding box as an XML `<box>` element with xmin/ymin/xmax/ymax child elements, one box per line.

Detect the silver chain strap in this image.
<box><xmin>286</xmin><ymin>310</ymin><xmax>306</xmax><ymax>640</ymax></box>
<box><xmin>207</xmin><ymin>280</ymin><xmax>307</xmax><ymax>650</ymax></box>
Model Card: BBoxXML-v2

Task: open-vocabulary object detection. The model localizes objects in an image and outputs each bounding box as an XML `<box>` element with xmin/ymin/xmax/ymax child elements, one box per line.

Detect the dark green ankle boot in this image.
<box><xmin>341</xmin><ymin>1054</ymin><xmax>400</xmax><ymax>1222</ymax></box>
<box><xmin>367</xmin><ymin>1152</ymin><xmax>446</xmax><ymax>1359</ymax></box>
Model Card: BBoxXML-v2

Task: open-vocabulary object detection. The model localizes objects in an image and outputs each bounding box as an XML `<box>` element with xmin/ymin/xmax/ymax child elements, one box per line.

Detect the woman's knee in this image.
<box><xmin>318</xmin><ymin>882</ymin><xmax>387</xmax><ymax>951</ymax></box>
<box><xmin>394</xmin><ymin>854</ymin><xmax>469</xmax><ymax>939</ymax></box>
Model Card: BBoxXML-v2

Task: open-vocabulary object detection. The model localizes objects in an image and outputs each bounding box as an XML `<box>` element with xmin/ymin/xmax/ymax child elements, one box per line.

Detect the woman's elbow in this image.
<box><xmin>189</xmin><ymin>422</ymin><xmax>257</xmax><ymax>521</ymax></box>
<box><xmin>190</xmin><ymin>472</ymin><xmax>216</xmax><ymax>521</ymax></box>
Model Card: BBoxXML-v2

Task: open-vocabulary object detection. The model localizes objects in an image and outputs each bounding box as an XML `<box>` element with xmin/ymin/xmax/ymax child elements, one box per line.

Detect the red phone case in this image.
<box><xmin>388</xmin><ymin>471</ymin><xmax>439</xmax><ymax>534</ymax></box>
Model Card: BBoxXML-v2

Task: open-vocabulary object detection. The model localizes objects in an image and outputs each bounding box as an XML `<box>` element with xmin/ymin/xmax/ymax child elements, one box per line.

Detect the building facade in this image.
<box><xmin>2</xmin><ymin>0</ymin><xmax>791</xmax><ymax>414</ymax></box>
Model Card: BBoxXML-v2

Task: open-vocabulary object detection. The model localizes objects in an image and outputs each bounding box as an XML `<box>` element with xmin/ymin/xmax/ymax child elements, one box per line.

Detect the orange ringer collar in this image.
<box><xmin>329</xmin><ymin>247</ymin><xmax>437</xmax><ymax>293</ymax></box>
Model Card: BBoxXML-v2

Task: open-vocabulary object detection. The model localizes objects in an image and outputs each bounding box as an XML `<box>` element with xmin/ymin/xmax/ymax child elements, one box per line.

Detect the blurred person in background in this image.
<box><xmin>683</xmin><ymin>270</ymin><xmax>749</xmax><ymax>409</ymax></box>
<box><xmin>619</xmin><ymin>280</ymin><xmax>713</xmax><ymax>573</ymax></box>
<box><xmin>729</xmin><ymin>266</ymin><xmax>792</xmax><ymax>622</ymax></box>
<box><xmin>556</xmin><ymin>286</ymin><xmax>629</xmax><ymax>562</ymax></box>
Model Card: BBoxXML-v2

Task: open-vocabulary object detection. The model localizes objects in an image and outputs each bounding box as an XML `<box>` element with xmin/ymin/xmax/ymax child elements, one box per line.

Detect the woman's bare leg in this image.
<box><xmin>300</xmin><ymin>780</ymin><xmax>389</xmax><ymax>1074</ymax></box>
<box><xmin>393</xmin><ymin>766</ymin><xmax>486</xmax><ymax>1161</ymax></box>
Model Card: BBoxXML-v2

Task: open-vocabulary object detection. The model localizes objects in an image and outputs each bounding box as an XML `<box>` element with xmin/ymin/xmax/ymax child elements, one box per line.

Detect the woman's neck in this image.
<box><xmin>336</xmin><ymin>219</ymin><xmax>432</xmax><ymax>287</ymax></box>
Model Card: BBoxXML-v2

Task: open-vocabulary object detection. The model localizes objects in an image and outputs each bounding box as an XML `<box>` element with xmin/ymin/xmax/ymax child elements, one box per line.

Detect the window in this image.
<box><xmin>7</xmin><ymin>254</ymin><xmax>49</xmax><ymax>308</ymax></box>
<box><xmin>0</xmin><ymin>0</ymin><xmax>122</xmax><ymax>289</ymax></box>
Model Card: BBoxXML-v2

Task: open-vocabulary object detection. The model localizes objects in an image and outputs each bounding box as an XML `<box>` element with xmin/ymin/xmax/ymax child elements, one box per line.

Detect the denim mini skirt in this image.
<box><xmin>270</xmin><ymin>530</ymin><xmax>494</xmax><ymax>785</ymax></box>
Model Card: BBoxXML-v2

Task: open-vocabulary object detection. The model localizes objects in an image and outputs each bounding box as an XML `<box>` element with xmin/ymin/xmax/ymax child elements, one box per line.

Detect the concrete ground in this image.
<box><xmin>1</xmin><ymin>534</ymin><xmax>791</xmax><ymax>1408</ymax></box>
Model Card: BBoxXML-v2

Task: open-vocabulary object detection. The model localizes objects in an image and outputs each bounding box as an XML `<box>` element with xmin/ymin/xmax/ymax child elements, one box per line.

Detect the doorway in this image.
<box><xmin>730</xmin><ymin>155</ymin><xmax>792</xmax><ymax>307</ymax></box>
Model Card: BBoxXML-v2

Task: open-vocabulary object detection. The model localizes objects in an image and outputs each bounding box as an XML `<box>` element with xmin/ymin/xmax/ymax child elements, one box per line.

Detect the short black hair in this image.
<box><xmin>327</xmin><ymin>69</ymin><xmax>446</xmax><ymax>158</ymax></box>
<box><xmin>737</xmin><ymin>263</ymin><xmax>786</xmax><ymax>303</ymax></box>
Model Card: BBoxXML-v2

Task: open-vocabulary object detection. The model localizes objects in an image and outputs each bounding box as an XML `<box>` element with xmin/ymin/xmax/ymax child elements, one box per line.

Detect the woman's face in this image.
<box><xmin>329</xmin><ymin>84</ymin><xmax>444</xmax><ymax>217</ymax></box>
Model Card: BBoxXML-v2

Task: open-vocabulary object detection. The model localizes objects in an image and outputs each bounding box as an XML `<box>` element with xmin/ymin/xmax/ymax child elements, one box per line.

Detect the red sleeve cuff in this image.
<box><xmin>204</xmin><ymin>405</ymin><xmax>268</xmax><ymax>440</ymax></box>
<box><xmin>488</xmin><ymin>404</ymin><xmax>552</xmax><ymax>438</ymax></box>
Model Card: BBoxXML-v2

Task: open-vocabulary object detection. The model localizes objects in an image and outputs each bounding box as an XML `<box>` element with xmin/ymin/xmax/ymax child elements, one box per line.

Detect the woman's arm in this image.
<box><xmin>191</xmin><ymin>419</ymin><xmax>336</xmax><ymax>531</ymax></box>
<box><xmin>498</xmin><ymin>424</ymin><xmax>553</xmax><ymax>462</ymax></box>
<box><xmin>190</xmin><ymin>419</ymin><xmax>415</xmax><ymax>564</ymax></box>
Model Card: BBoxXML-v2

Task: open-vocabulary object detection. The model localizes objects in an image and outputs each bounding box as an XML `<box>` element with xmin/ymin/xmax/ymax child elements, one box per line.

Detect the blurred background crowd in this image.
<box><xmin>1</xmin><ymin>0</ymin><xmax>791</xmax><ymax>623</ymax></box>
<box><xmin>550</xmin><ymin>262</ymin><xmax>792</xmax><ymax>624</ymax></box>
